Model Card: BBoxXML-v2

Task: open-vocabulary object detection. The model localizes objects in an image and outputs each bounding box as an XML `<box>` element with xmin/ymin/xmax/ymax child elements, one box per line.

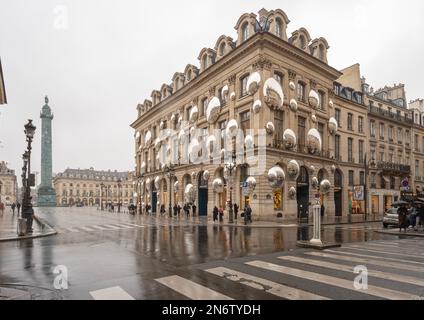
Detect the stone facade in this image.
<box><xmin>130</xmin><ymin>8</ymin><xmax>423</xmax><ymax>220</ymax></box>
<box><xmin>53</xmin><ymin>168</ymin><xmax>134</xmax><ymax>207</ymax></box>
<box><xmin>0</xmin><ymin>161</ymin><xmax>17</xmax><ymax>205</ymax></box>
<box><xmin>0</xmin><ymin>58</ymin><xmax>6</xmax><ymax>105</ymax></box>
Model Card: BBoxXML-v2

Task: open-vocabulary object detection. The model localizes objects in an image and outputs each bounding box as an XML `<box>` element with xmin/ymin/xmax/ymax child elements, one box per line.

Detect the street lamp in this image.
<box><xmin>22</xmin><ymin>119</ymin><xmax>36</xmax><ymax>234</ymax></box>
<box><xmin>117</xmin><ymin>178</ymin><xmax>122</xmax><ymax>213</ymax></box>
<box><xmin>100</xmin><ymin>183</ymin><xmax>105</xmax><ymax>211</ymax></box>
<box><xmin>224</xmin><ymin>150</ymin><xmax>237</xmax><ymax>224</ymax></box>
<box><xmin>163</xmin><ymin>164</ymin><xmax>175</xmax><ymax>218</ymax></box>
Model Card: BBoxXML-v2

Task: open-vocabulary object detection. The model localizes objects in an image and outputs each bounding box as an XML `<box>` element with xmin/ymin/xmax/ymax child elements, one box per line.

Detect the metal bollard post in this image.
<box><xmin>310</xmin><ymin>204</ymin><xmax>322</xmax><ymax>246</ymax></box>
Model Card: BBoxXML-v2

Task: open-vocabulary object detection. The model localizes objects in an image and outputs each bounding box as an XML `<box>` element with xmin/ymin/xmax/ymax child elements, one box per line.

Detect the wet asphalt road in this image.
<box><xmin>0</xmin><ymin>207</ymin><xmax>406</xmax><ymax>300</ymax></box>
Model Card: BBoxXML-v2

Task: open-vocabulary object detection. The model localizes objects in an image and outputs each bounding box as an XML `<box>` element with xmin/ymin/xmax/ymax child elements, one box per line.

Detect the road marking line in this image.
<box><xmin>247</xmin><ymin>260</ymin><xmax>418</xmax><ymax>300</ymax></box>
<box><xmin>91</xmin><ymin>225</ymin><xmax>109</xmax><ymax>231</ymax></box>
<box><xmin>102</xmin><ymin>224</ymin><xmax>122</xmax><ymax>230</ymax></box>
<box><xmin>65</xmin><ymin>227</ymin><xmax>80</xmax><ymax>233</ymax></box>
<box><xmin>120</xmin><ymin>223</ymin><xmax>144</xmax><ymax>228</ymax></box>
<box><xmin>155</xmin><ymin>275</ymin><xmax>233</xmax><ymax>300</ymax></box>
<box><xmin>347</xmin><ymin>246</ymin><xmax>424</xmax><ymax>259</ymax></box>
<box><xmin>79</xmin><ymin>226</ymin><xmax>96</xmax><ymax>232</ymax></box>
<box><xmin>114</xmin><ymin>224</ymin><xmax>134</xmax><ymax>229</ymax></box>
<box><xmin>279</xmin><ymin>256</ymin><xmax>424</xmax><ymax>287</ymax></box>
<box><xmin>90</xmin><ymin>286</ymin><xmax>135</xmax><ymax>300</ymax></box>
<box><xmin>205</xmin><ymin>267</ymin><xmax>329</xmax><ymax>300</ymax></box>
<box><xmin>306</xmin><ymin>251</ymin><xmax>424</xmax><ymax>273</ymax></box>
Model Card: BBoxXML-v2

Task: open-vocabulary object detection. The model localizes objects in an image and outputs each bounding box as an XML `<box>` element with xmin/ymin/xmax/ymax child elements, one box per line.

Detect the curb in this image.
<box><xmin>374</xmin><ymin>230</ymin><xmax>424</xmax><ymax>238</ymax></box>
<box><xmin>0</xmin><ymin>216</ymin><xmax>57</xmax><ymax>242</ymax></box>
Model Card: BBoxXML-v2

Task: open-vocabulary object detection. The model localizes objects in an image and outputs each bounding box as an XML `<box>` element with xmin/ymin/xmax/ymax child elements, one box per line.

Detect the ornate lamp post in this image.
<box><xmin>117</xmin><ymin>178</ymin><xmax>122</xmax><ymax>213</ymax></box>
<box><xmin>224</xmin><ymin>150</ymin><xmax>237</xmax><ymax>224</ymax></box>
<box><xmin>137</xmin><ymin>174</ymin><xmax>144</xmax><ymax>215</ymax></box>
<box><xmin>100</xmin><ymin>183</ymin><xmax>105</xmax><ymax>211</ymax></box>
<box><xmin>22</xmin><ymin>120</ymin><xmax>36</xmax><ymax>233</ymax></box>
<box><xmin>163</xmin><ymin>164</ymin><xmax>175</xmax><ymax>218</ymax></box>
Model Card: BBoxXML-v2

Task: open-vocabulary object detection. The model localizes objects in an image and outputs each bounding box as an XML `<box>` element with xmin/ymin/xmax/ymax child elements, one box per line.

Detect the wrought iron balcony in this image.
<box><xmin>369</xmin><ymin>106</ymin><xmax>413</xmax><ymax>124</ymax></box>
<box><xmin>376</xmin><ymin>161</ymin><xmax>411</xmax><ymax>175</ymax></box>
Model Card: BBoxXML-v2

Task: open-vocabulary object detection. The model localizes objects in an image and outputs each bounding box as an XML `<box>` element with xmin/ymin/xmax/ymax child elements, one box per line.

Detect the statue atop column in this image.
<box><xmin>37</xmin><ymin>96</ymin><xmax>57</xmax><ymax>207</ymax></box>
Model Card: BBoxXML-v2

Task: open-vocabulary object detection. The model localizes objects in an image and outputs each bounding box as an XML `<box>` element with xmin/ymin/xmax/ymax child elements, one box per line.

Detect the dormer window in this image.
<box><xmin>187</xmin><ymin>70</ymin><xmax>192</xmax><ymax>82</ymax></box>
<box><xmin>276</xmin><ymin>18</ymin><xmax>283</xmax><ymax>38</ymax></box>
<box><xmin>242</xmin><ymin>22</ymin><xmax>249</xmax><ymax>41</ymax></box>
<box><xmin>202</xmin><ymin>55</ymin><xmax>208</xmax><ymax>70</ymax></box>
<box><xmin>319</xmin><ymin>44</ymin><xmax>325</xmax><ymax>60</ymax></box>
<box><xmin>219</xmin><ymin>42</ymin><xmax>226</xmax><ymax>56</ymax></box>
<box><xmin>299</xmin><ymin>35</ymin><xmax>306</xmax><ymax>49</ymax></box>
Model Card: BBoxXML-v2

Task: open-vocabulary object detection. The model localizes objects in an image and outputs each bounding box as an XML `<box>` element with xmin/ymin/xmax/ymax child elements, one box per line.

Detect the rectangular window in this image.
<box><xmin>416</xmin><ymin>160</ymin><xmax>420</xmax><ymax>177</ymax></box>
<box><xmin>297</xmin><ymin>83</ymin><xmax>306</xmax><ymax>102</ymax></box>
<box><xmin>359</xmin><ymin>140</ymin><xmax>364</xmax><ymax>164</ymax></box>
<box><xmin>348</xmin><ymin>113</ymin><xmax>353</xmax><ymax>131</ymax></box>
<box><xmin>379</xmin><ymin>123</ymin><xmax>385</xmax><ymax>140</ymax></box>
<box><xmin>318</xmin><ymin>91</ymin><xmax>325</xmax><ymax>110</ymax></box>
<box><xmin>348</xmin><ymin>138</ymin><xmax>353</xmax><ymax>162</ymax></box>
<box><xmin>370</xmin><ymin>121</ymin><xmax>375</xmax><ymax>138</ymax></box>
<box><xmin>415</xmin><ymin>135</ymin><xmax>419</xmax><ymax>151</ymax></box>
<box><xmin>335</xmin><ymin>135</ymin><xmax>340</xmax><ymax>160</ymax></box>
<box><xmin>335</xmin><ymin>109</ymin><xmax>341</xmax><ymax>127</ymax></box>
<box><xmin>371</xmin><ymin>149</ymin><xmax>376</xmax><ymax>162</ymax></box>
<box><xmin>360</xmin><ymin>172</ymin><xmax>365</xmax><ymax>186</ymax></box>
<box><xmin>274</xmin><ymin>72</ymin><xmax>284</xmax><ymax>87</ymax></box>
<box><xmin>380</xmin><ymin>152</ymin><xmax>384</xmax><ymax>162</ymax></box>
<box><xmin>348</xmin><ymin>171</ymin><xmax>354</xmax><ymax>186</ymax></box>
<box><xmin>318</xmin><ymin>123</ymin><xmax>325</xmax><ymax>152</ymax></box>
<box><xmin>298</xmin><ymin>117</ymin><xmax>306</xmax><ymax>152</ymax></box>
<box><xmin>240</xmin><ymin>111</ymin><xmax>251</xmax><ymax>134</ymax></box>
<box><xmin>201</xmin><ymin>98</ymin><xmax>208</xmax><ymax>117</ymax></box>
<box><xmin>240</xmin><ymin>75</ymin><xmax>248</xmax><ymax>97</ymax></box>
<box><xmin>186</xmin><ymin>106</ymin><xmax>192</xmax><ymax>121</ymax></box>
<box><xmin>275</xmin><ymin>110</ymin><xmax>284</xmax><ymax>142</ymax></box>
<box><xmin>219</xmin><ymin>120</ymin><xmax>227</xmax><ymax>148</ymax></box>
<box><xmin>371</xmin><ymin>173</ymin><xmax>376</xmax><ymax>188</ymax></box>
<box><xmin>398</xmin><ymin>128</ymin><xmax>403</xmax><ymax>143</ymax></box>
<box><xmin>358</xmin><ymin>116</ymin><xmax>364</xmax><ymax>133</ymax></box>
<box><xmin>389</xmin><ymin>126</ymin><xmax>393</xmax><ymax>141</ymax></box>
<box><xmin>422</xmin><ymin>136</ymin><xmax>424</xmax><ymax>153</ymax></box>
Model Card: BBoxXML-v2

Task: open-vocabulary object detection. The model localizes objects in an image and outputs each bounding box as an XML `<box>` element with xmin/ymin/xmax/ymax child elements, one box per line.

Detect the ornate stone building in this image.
<box><xmin>0</xmin><ymin>161</ymin><xmax>17</xmax><ymax>205</ymax></box>
<box><xmin>53</xmin><ymin>168</ymin><xmax>134</xmax><ymax>207</ymax></box>
<box><xmin>130</xmin><ymin>8</ymin><xmax>422</xmax><ymax>220</ymax></box>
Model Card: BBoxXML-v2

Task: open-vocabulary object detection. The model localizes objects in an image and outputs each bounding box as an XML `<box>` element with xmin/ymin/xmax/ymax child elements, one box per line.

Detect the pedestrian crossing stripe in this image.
<box><xmin>205</xmin><ymin>267</ymin><xmax>329</xmax><ymax>300</ymax></box>
<box><xmin>155</xmin><ymin>275</ymin><xmax>233</xmax><ymax>300</ymax></box>
<box><xmin>246</xmin><ymin>260</ymin><xmax>418</xmax><ymax>300</ymax></box>
<box><xmin>278</xmin><ymin>256</ymin><xmax>424</xmax><ymax>287</ymax></box>
<box><xmin>306</xmin><ymin>251</ymin><xmax>424</xmax><ymax>273</ymax></box>
<box><xmin>90</xmin><ymin>286</ymin><xmax>135</xmax><ymax>300</ymax></box>
<box><xmin>343</xmin><ymin>246</ymin><xmax>424</xmax><ymax>259</ymax></box>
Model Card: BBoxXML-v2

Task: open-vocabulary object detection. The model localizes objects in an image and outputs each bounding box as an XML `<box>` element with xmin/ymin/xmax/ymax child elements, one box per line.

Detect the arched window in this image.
<box><xmin>219</xmin><ymin>42</ymin><xmax>226</xmax><ymax>56</ymax></box>
<box><xmin>276</xmin><ymin>18</ymin><xmax>283</xmax><ymax>38</ymax></box>
<box><xmin>242</xmin><ymin>22</ymin><xmax>249</xmax><ymax>41</ymax></box>
<box><xmin>187</xmin><ymin>70</ymin><xmax>192</xmax><ymax>82</ymax></box>
<box><xmin>202</xmin><ymin>55</ymin><xmax>208</xmax><ymax>70</ymax></box>
<box><xmin>299</xmin><ymin>35</ymin><xmax>306</xmax><ymax>49</ymax></box>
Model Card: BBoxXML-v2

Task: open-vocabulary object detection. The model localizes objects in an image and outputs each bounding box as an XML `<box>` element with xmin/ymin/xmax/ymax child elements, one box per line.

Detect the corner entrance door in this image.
<box><xmin>152</xmin><ymin>191</ymin><xmax>157</xmax><ymax>213</ymax></box>
<box><xmin>198</xmin><ymin>172</ymin><xmax>208</xmax><ymax>216</ymax></box>
<box><xmin>334</xmin><ymin>189</ymin><xmax>342</xmax><ymax>217</ymax></box>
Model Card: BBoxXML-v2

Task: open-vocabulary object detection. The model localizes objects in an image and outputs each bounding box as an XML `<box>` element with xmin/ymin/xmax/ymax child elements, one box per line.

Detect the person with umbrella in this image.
<box><xmin>398</xmin><ymin>203</ymin><xmax>408</xmax><ymax>232</ymax></box>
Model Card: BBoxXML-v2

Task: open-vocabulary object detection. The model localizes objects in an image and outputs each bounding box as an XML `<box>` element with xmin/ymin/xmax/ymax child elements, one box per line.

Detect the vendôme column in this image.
<box><xmin>37</xmin><ymin>96</ymin><xmax>57</xmax><ymax>207</ymax></box>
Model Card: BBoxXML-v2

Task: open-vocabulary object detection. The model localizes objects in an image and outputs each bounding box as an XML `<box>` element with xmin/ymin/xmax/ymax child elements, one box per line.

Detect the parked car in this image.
<box><xmin>383</xmin><ymin>207</ymin><xmax>412</xmax><ymax>228</ymax></box>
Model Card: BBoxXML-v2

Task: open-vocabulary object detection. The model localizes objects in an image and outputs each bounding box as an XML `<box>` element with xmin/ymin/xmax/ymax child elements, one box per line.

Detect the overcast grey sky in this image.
<box><xmin>1</xmin><ymin>0</ymin><xmax>423</xmax><ymax>183</ymax></box>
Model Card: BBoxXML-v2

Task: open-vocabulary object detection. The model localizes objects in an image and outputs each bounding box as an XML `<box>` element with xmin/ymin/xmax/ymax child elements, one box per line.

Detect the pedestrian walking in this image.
<box><xmin>321</xmin><ymin>204</ymin><xmax>325</xmax><ymax>218</ymax></box>
<box><xmin>0</xmin><ymin>201</ymin><xmax>4</xmax><ymax>216</ymax></box>
<box><xmin>192</xmin><ymin>204</ymin><xmax>197</xmax><ymax>217</ymax></box>
<box><xmin>244</xmin><ymin>204</ymin><xmax>252</xmax><ymax>224</ymax></box>
<box><xmin>218</xmin><ymin>207</ymin><xmax>224</xmax><ymax>222</ymax></box>
<box><xmin>177</xmin><ymin>204</ymin><xmax>182</xmax><ymax>217</ymax></box>
<box><xmin>160</xmin><ymin>204</ymin><xmax>166</xmax><ymax>216</ymax></box>
<box><xmin>184</xmin><ymin>203</ymin><xmax>190</xmax><ymax>218</ymax></box>
<box><xmin>234</xmin><ymin>203</ymin><xmax>239</xmax><ymax>220</ymax></box>
<box><xmin>398</xmin><ymin>204</ymin><xmax>408</xmax><ymax>232</ymax></box>
<box><xmin>418</xmin><ymin>203</ymin><xmax>424</xmax><ymax>231</ymax></box>
<box><xmin>213</xmin><ymin>206</ymin><xmax>219</xmax><ymax>222</ymax></box>
<box><xmin>11</xmin><ymin>203</ymin><xmax>16</xmax><ymax>215</ymax></box>
<box><xmin>17</xmin><ymin>202</ymin><xmax>21</xmax><ymax>215</ymax></box>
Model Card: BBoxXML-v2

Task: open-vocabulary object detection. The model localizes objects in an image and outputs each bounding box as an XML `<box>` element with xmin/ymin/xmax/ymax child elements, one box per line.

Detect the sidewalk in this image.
<box><xmin>0</xmin><ymin>210</ymin><xmax>57</xmax><ymax>242</ymax></box>
<box><xmin>375</xmin><ymin>228</ymin><xmax>424</xmax><ymax>238</ymax></box>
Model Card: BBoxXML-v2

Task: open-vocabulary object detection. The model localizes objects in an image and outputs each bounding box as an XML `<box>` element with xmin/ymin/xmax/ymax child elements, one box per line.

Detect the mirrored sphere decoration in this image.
<box><xmin>184</xmin><ymin>184</ymin><xmax>195</xmax><ymax>202</ymax></box>
<box><xmin>289</xmin><ymin>81</ymin><xmax>296</xmax><ymax>91</ymax></box>
<box><xmin>189</xmin><ymin>106</ymin><xmax>199</xmax><ymax>123</ymax></box>
<box><xmin>154</xmin><ymin>176</ymin><xmax>161</xmax><ymax>190</ymax></box>
<box><xmin>202</xmin><ymin>170</ymin><xmax>210</xmax><ymax>181</ymax></box>
<box><xmin>212</xmin><ymin>178</ymin><xmax>224</xmax><ymax>193</ymax></box>
<box><xmin>159</xmin><ymin>121</ymin><xmax>165</xmax><ymax>130</ymax></box>
<box><xmin>320</xmin><ymin>179</ymin><xmax>331</xmax><ymax>195</ymax></box>
<box><xmin>246</xmin><ymin>177</ymin><xmax>257</xmax><ymax>193</ymax></box>
<box><xmin>268</xmin><ymin>166</ymin><xmax>286</xmax><ymax>189</ymax></box>
<box><xmin>288</xmin><ymin>187</ymin><xmax>297</xmax><ymax>200</ymax></box>
<box><xmin>207</xmin><ymin>135</ymin><xmax>217</xmax><ymax>155</ymax></box>
<box><xmin>289</xmin><ymin>99</ymin><xmax>298</xmax><ymax>112</ymax></box>
<box><xmin>329</xmin><ymin>100</ymin><xmax>334</xmax><ymax>108</ymax></box>
<box><xmin>265</xmin><ymin>122</ymin><xmax>275</xmax><ymax>135</ymax></box>
<box><xmin>247</xmin><ymin>72</ymin><xmax>261</xmax><ymax>95</ymax></box>
<box><xmin>191</xmin><ymin>171</ymin><xmax>197</xmax><ymax>182</ymax></box>
<box><xmin>308</xmin><ymin>90</ymin><xmax>320</xmax><ymax>109</ymax></box>
<box><xmin>252</xmin><ymin>100</ymin><xmax>262</xmax><ymax>114</ymax></box>
<box><xmin>178</xmin><ymin>129</ymin><xmax>187</xmax><ymax>145</ymax></box>
<box><xmin>283</xmin><ymin>129</ymin><xmax>297</xmax><ymax>150</ymax></box>
<box><xmin>245</xmin><ymin>135</ymin><xmax>254</xmax><ymax>149</ymax></box>
<box><xmin>287</xmin><ymin>160</ymin><xmax>300</xmax><ymax>180</ymax></box>
<box><xmin>307</xmin><ymin>129</ymin><xmax>322</xmax><ymax>154</ymax></box>
<box><xmin>174</xmin><ymin>181</ymin><xmax>179</xmax><ymax>192</ymax></box>
<box><xmin>311</xmin><ymin>114</ymin><xmax>317</xmax><ymax>123</ymax></box>
<box><xmin>311</xmin><ymin>177</ymin><xmax>319</xmax><ymax>189</ymax></box>
<box><xmin>170</xmin><ymin>113</ymin><xmax>176</xmax><ymax>122</ymax></box>
<box><xmin>140</xmin><ymin>161</ymin><xmax>146</xmax><ymax>174</ymax></box>
<box><xmin>263</xmin><ymin>78</ymin><xmax>284</xmax><ymax>110</ymax></box>
<box><xmin>206</xmin><ymin>97</ymin><xmax>221</xmax><ymax>124</ymax></box>
<box><xmin>309</xmin><ymin>165</ymin><xmax>316</xmax><ymax>175</ymax></box>
<box><xmin>145</xmin><ymin>131</ymin><xmax>152</xmax><ymax>145</ymax></box>
<box><xmin>230</xmin><ymin>92</ymin><xmax>236</xmax><ymax>101</ymax></box>
<box><xmin>226</xmin><ymin>119</ymin><xmax>239</xmax><ymax>137</ymax></box>
<box><xmin>221</xmin><ymin>85</ymin><xmax>229</xmax><ymax>100</ymax></box>
<box><xmin>328</xmin><ymin>117</ymin><xmax>338</xmax><ymax>134</ymax></box>
<box><xmin>154</xmin><ymin>138</ymin><xmax>161</xmax><ymax>150</ymax></box>
<box><xmin>331</xmin><ymin>165</ymin><xmax>336</xmax><ymax>173</ymax></box>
